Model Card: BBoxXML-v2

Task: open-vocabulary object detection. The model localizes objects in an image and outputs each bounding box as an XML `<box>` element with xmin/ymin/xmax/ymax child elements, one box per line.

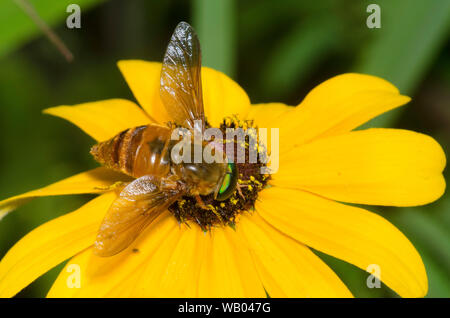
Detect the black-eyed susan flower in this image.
<box><xmin>0</xmin><ymin>40</ymin><xmax>446</xmax><ymax>297</ymax></box>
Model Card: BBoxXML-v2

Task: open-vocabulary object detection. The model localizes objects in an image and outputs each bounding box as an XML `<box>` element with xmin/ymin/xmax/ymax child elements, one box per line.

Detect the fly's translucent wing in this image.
<box><xmin>160</xmin><ymin>21</ymin><xmax>205</xmax><ymax>132</ymax></box>
<box><xmin>94</xmin><ymin>175</ymin><xmax>183</xmax><ymax>257</ymax></box>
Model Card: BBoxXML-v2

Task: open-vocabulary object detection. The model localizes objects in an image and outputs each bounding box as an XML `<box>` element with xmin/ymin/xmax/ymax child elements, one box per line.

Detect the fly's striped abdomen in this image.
<box><xmin>90</xmin><ymin>124</ymin><xmax>172</xmax><ymax>178</ymax></box>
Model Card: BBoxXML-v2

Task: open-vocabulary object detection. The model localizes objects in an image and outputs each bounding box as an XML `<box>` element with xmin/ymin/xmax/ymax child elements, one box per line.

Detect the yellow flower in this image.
<box><xmin>0</xmin><ymin>60</ymin><xmax>446</xmax><ymax>298</ymax></box>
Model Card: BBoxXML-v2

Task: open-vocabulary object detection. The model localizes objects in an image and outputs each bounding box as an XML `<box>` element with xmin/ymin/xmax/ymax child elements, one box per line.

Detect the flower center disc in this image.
<box><xmin>168</xmin><ymin>117</ymin><xmax>270</xmax><ymax>230</ymax></box>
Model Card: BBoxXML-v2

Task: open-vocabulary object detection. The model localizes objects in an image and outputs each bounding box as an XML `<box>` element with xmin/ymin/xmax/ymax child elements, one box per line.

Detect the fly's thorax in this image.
<box><xmin>172</xmin><ymin>161</ymin><xmax>227</xmax><ymax>196</ymax></box>
<box><xmin>170</xmin><ymin>136</ymin><xmax>229</xmax><ymax>196</ymax></box>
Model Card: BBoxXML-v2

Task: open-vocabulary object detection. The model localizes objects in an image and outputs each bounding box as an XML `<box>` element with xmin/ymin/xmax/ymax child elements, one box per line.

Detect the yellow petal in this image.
<box><xmin>49</xmin><ymin>218</ymin><xmax>265</xmax><ymax>298</ymax></box>
<box><xmin>275</xmin><ymin>73</ymin><xmax>410</xmax><ymax>152</ymax></box>
<box><xmin>272</xmin><ymin>128</ymin><xmax>446</xmax><ymax>206</ymax></box>
<box><xmin>44</xmin><ymin>99</ymin><xmax>151</xmax><ymax>142</ymax></box>
<box><xmin>244</xmin><ymin>103</ymin><xmax>293</xmax><ymax>157</ymax></box>
<box><xmin>245</xmin><ymin>103</ymin><xmax>293</xmax><ymax>128</ymax></box>
<box><xmin>130</xmin><ymin>221</ymin><xmax>202</xmax><ymax>297</ymax></box>
<box><xmin>237</xmin><ymin>213</ymin><xmax>352</xmax><ymax>297</ymax></box>
<box><xmin>197</xmin><ymin>226</ymin><xmax>266</xmax><ymax>298</ymax></box>
<box><xmin>0</xmin><ymin>168</ymin><xmax>130</xmax><ymax>220</ymax></box>
<box><xmin>117</xmin><ymin>60</ymin><xmax>171</xmax><ymax>124</ymax></box>
<box><xmin>202</xmin><ymin>67</ymin><xmax>251</xmax><ymax>126</ymax></box>
<box><xmin>47</xmin><ymin>212</ymin><xmax>179</xmax><ymax>298</ymax></box>
<box><xmin>257</xmin><ymin>187</ymin><xmax>428</xmax><ymax>297</ymax></box>
<box><xmin>0</xmin><ymin>192</ymin><xmax>116</xmax><ymax>298</ymax></box>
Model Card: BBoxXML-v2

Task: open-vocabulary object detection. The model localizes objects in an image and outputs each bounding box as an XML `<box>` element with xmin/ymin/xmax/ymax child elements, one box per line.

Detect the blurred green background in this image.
<box><xmin>0</xmin><ymin>0</ymin><xmax>448</xmax><ymax>297</ymax></box>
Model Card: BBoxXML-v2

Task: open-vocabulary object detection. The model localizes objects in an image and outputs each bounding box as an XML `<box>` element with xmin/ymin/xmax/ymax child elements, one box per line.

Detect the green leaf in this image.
<box><xmin>356</xmin><ymin>0</ymin><xmax>450</xmax><ymax>128</ymax></box>
<box><xmin>192</xmin><ymin>0</ymin><xmax>236</xmax><ymax>78</ymax></box>
<box><xmin>0</xmin><ymin>0</ymin><xmax>105</xmax><ymax>59</ymax></box>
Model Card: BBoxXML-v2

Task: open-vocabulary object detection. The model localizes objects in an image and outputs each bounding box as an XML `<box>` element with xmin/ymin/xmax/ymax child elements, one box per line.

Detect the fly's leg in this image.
<box><xmin>194</xmin><ymin>195</ymin><xmax>224</xmax><ymax>224</ymax></box>
<box><xmin>236</xmin><ymin>184</ymin><xmax>249</xmax><ymax>199</ymax></box>
<box><xmin>195</xmin><ymin>195</ymin><xmax>209</xmax><ymax>210</ymax></box>
<box><xmin>94</xmin><ymin>181</ymin><xmax>127</xmax><ymax>193</ymax></box>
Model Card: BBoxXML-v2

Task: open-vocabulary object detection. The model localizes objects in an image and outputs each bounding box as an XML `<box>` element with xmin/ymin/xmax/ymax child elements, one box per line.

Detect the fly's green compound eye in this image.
<box><xmin>216</xmin><ymin>163</ymin><xmax>238</xmax><ymax>201</ymax></box>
